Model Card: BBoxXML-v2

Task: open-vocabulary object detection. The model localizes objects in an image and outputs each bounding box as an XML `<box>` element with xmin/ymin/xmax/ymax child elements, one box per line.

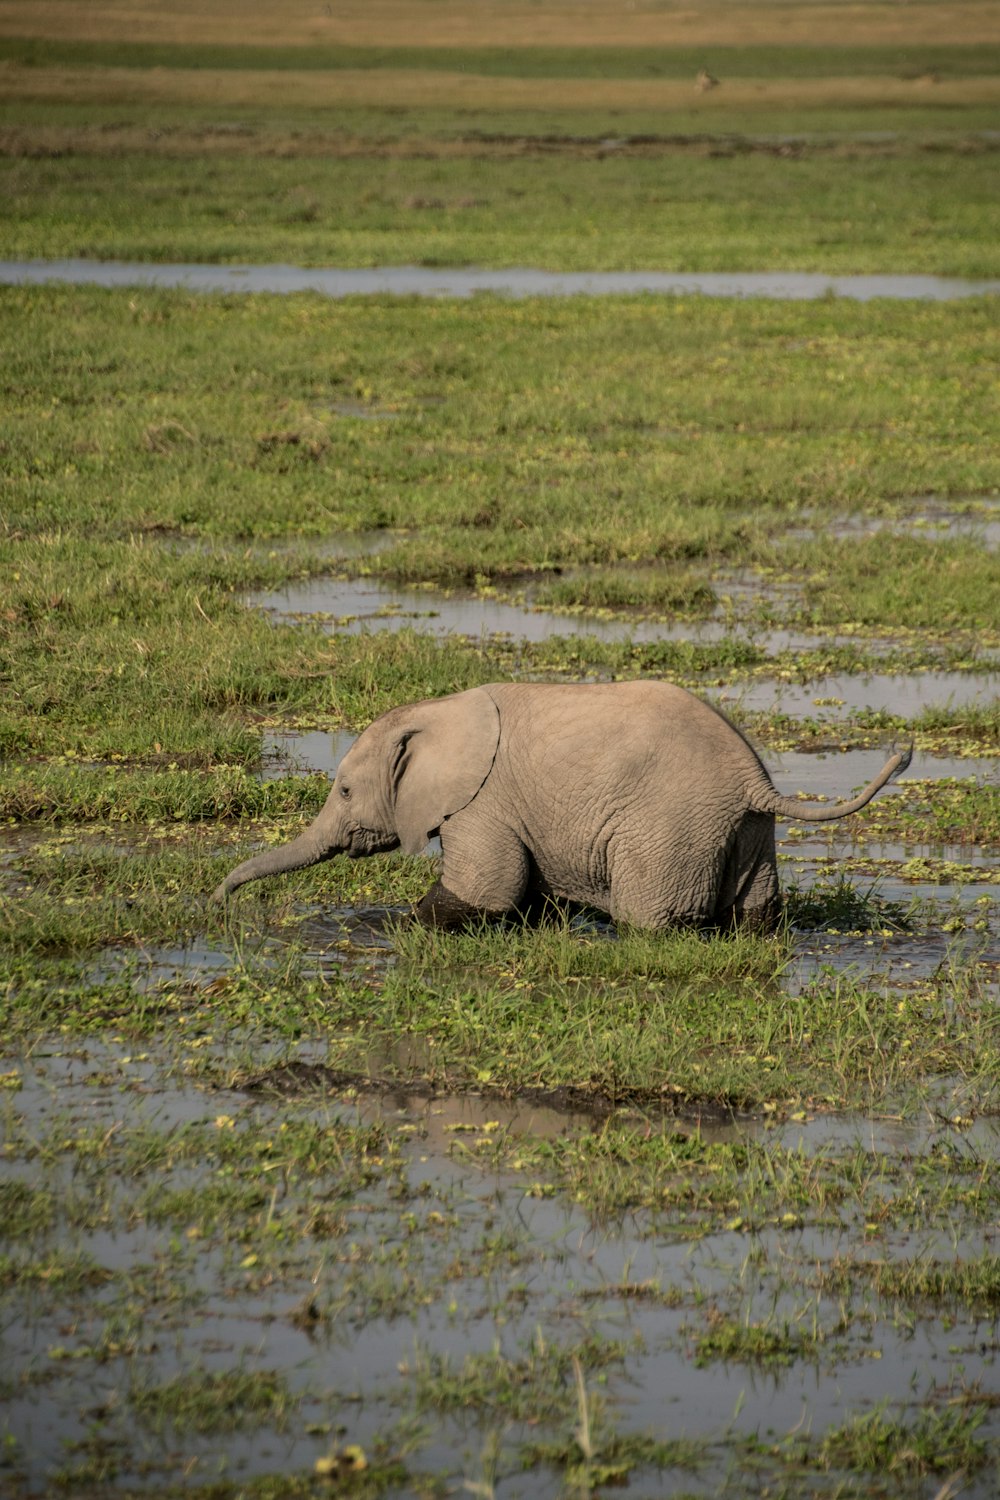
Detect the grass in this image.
<box><xmin>1</xmin><ymin>2</ymin><xmax>999</xmax><ymax>275</ymax></box>
<box><xmin>3</xmin><ymin>146</ymin><xmax>999</xmax><ymax>275</ymax></box>
<box><xmin>818</xmin><ymin>1253</ymin><xmax>1000</xmax><ymax>1308</ymax></box>
<box><xmin>130</xmin><ymin>1368</ymin><xmax>295</xmax><ymax>1435</ymax></box>
<box><xmin>4</xmin><ymin>37</ymin><xmax>1000</xmax><ymax>81</ymax></box>
<box><xmin>2</xmin><ymin>0</ymin><xmax>998</xmax><ymax>51</ymax></box>
<box><xmin>692</xmin><ymin>1315</ymin><xmax>820</xmax><ymax>1368</ymax></box>
<box><xmin>784</xmin><ymin>876</ymin><xmax>913</xmax><ymax>933</ymax></box>
<box><xmin>814</xmin><ymin>1405</ymin><xmax>992</xmax><ymax>1478</ymax></box>
<box><xmin>2</xmin><ymin>10</ymin><xmax>999</xmax><ymax>1494</ymax></box>
<box><xmin>777</xmin><ymin>534</ymin><xmax>1000</xmax><ymax>633</ymax></box>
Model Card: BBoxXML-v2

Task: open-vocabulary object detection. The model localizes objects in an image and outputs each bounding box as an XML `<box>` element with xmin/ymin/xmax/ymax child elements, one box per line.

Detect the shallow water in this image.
<box><xmin>249</xmin><ymin>571</ymin><xmax>871</xmax><ymax>654</ymax></box>
<box><xmin>260</xmin><ymin>726</ymin><xmax>357</xmax><ymax>780</ymax></box>
<box><xmin>790</xmin><ymin>497</ymin><xmax>1000</xmax><ymax>551</ymax></box>
<box><xmin>4</xmin><ymin>1048</ymin><xmax>999</xmax><ymax>1496</ymax></box>
<box><xmin>709</xmin><ymin>667</ymin><xmax>997</xmax><ymax>716</ymax></box>
<box><xmin>6</xmin><ymin>259</ymin><xmax>1000</xmax><ymax>301</ymax></box>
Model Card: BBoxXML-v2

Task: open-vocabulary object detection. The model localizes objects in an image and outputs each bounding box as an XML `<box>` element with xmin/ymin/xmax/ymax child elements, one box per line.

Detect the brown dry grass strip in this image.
<box><xmin>4</xmin><ymin>65</ymin><xmax>1000</xmax><ymax>115</ymax></box>
<box><xmin>2</xmin><ymin>0</ymin><xmax>1000</xmax><ymax>50</ymax></box>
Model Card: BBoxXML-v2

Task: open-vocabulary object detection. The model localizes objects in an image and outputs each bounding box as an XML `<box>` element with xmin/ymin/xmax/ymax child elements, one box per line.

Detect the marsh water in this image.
<box><xmin>7</xmin><ymin>1043</ymin><xmax>1000</xmax><ymax>1495</ymax></box>
<box><xmin>5</xmin><ymin>495</ymin><xmax>1000</xmax><ymax>1492</ymax></box>
<box><xmin>4</xmin><ymin>259</ymin><xmax>1000</xmax><ymax>301</ymax></box>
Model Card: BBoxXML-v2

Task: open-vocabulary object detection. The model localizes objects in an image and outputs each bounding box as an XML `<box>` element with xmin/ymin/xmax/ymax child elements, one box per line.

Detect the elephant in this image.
<box><xmin>213</xmin><ymin>680</ymin><xmax>911</xmax><ymax>933</ymax></box>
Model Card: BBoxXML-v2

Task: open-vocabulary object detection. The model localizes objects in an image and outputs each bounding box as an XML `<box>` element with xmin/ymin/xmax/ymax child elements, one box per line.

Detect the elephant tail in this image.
<box><xmin>753</xmin><ymin>744</ymin><xmax>912</xmax><ymax>823</ymax></box>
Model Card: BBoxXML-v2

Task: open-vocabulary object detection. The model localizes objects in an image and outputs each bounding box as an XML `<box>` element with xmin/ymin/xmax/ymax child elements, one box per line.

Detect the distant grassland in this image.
<box><xmin>1</xmin><ymin>1</ymin><xmax>997</xmax><ymax>272</ymax></box>
<box><xmin>3</xmin><ymin>0</ymin><xmax>999</xmax><ymax>51</ymax></box>
<box><xmin>5</xmin><ymin>37</ymin><xmax>1000</xmax><ymax>80</ymax></box>
<box><xmin>5</xmin><ymin>65</ymin><xmax>999</xmax><ymax>122</ymax></box>
<box><xmin>4</xmin><ymin>146</ymin><xmax>997</xmax><ymax>274</ymax></box>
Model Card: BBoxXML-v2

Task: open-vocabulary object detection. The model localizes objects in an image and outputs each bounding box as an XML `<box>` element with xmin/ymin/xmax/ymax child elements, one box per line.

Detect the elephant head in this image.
<box><xmin>212</xmin><ymin>688</ymin><xmax>500</xmax><ymax>901</ymax></box>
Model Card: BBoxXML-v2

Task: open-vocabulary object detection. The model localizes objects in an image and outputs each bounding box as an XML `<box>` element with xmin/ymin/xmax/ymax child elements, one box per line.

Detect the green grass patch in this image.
<box><xmin>778</xmin><ymin>534</ymin><xmax>1000</xmax><ymax>634</ymax></box>
<box><xmin>2</xmin><ymin>140</ymin><xmax>999</xmax><ymax>274</ymax></box>
<box><xmin>692</xmin><ymin>1315</ymin><xmax>820</xmax><ymax>1368</ymax></box>
<box><xmin>530</xmin><ymin>566</ymin><xmax>717</xmax><ymax>617</ymax></box>
<box><xmin>814</xmin><ymin>1404</ymin><xmax>992</xmax><ymax>1478</ymax></box>
<box><xmin>5</xmin><ymin>37</ymin><xmax>999</xmax><ymax>82</ymax></box>
<box><xmin>819</xmin><ymin>1252</ymin><xmax>1000</xmax><ymax>1308</ymax></box>
<box><xmin>130</xmin><ymin>1367</ymin><xmax>295</xmax><ymax>1435</ymax></box>
<box><xmin>0</xmin><ymin>764</ymin><xmax>327</xmax><ymax>821</ymax></box>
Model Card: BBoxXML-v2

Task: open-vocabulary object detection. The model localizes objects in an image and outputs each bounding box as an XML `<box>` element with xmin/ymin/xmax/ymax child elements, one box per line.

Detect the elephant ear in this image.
<box><xmin>392</xmin><ymin>688</ymin><xmax>500</xmax><ymax>854</ymax></box>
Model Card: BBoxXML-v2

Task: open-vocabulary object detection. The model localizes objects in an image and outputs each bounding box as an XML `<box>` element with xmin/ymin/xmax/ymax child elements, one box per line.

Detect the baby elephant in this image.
<box><xmin>214</xmin><ymin>680</ymin><xmax>910</xmax><ymax>932</ymax></box>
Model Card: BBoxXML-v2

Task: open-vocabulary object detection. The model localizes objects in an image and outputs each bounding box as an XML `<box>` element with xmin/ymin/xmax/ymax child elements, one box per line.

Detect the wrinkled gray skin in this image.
<box><xmin>213</xmin><ymin>681</ymin><xmax>911</xmax><ymax>932</ymax></box>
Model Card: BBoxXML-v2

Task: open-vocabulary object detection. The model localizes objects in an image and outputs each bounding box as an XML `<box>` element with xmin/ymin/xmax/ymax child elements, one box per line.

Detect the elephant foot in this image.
<box><xmin>415</xmin><ymin>880</ymin><xmax>570</xmax><ymax>932</ymax></box>
<box><xmin>414</xmin><ymin>880</ymin><xmax>503</xmax><ymax>930</ymax></box>
<box><xmin>712</xmin><ymin>897</ymin><xmax>784</xmax><ymax>937</ymax></box>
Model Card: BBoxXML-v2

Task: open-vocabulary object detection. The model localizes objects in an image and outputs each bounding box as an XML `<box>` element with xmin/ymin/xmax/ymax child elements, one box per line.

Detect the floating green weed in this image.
<box><xmin>840</xmin><ymin>778</ymin><xmax>1000</xmax><ymax>848</ymax></box>
<box><xmin>785</xmin><ymin>875</ymin><xmax>912</xmax><ymax>933</ymax></box>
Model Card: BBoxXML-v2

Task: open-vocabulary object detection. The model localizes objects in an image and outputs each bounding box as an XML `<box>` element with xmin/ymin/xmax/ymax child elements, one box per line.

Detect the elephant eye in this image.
<box><xmin>338</xmin><ymin>783</ymin><xmax>350</xmax><ymax>799</ymax></box>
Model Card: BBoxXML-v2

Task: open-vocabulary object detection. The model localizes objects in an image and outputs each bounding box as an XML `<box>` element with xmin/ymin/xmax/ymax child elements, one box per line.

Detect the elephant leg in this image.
<box><xmin>417</xmin><ymin>812</ymin><xmax>532</xmax><ymax>928</ymax></box>
<box><xmin>609</xmin><ymin>836</ymin><xmax>722</xmax><ymax>931</ymax></box>
<box><xmin>714</xmin><ymin>813</ymin><xmax>782</xmax><ymax>934</ymax></box>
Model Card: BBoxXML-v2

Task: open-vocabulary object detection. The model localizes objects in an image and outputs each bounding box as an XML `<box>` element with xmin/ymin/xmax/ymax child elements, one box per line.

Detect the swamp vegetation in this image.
<box><xmin>1</xmin><ymin>2</ymin><xmax>999</xmax><ymax>1496</ymax></box>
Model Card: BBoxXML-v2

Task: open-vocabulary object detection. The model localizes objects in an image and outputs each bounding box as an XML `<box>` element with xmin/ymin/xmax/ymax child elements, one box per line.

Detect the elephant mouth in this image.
<box><xmin>347</xmin><ymin>829</ymin><xmax>400</xmax><ymax>859</ymax></box>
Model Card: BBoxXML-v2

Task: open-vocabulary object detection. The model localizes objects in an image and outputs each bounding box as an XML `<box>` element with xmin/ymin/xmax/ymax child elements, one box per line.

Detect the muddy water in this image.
<box><xmin>5</xmin><ymin>1046</ymin><xmax>1000</xmax><ymax>1496</ymax></box>
<box><xmin>6</xmin><ymin>259</ymin><xmax>1000</xmax><ymax>301</ymax></box>
<box><xmin>248</xmin><ymin>569</ymin><xmax>906</xmax><ymax>657</ymax></box>
<box><xmin>790</xmin><ymin>498</ymin><xmax>1000</xmax><ymax>550</ymax></box>
<box><xmin>249</xmin><ymin>572</ymin><xmax>759</xmax><ymax>646</ymax></box>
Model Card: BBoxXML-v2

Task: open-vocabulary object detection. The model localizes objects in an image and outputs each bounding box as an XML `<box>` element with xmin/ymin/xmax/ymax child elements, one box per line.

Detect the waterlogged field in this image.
<box><xmin>3</xmin><ymin>281</ymin><xmax>999</xmax><ymax>1500</ymax></box>
<box><xmin>2</xmin><ymin>3</ymin><xmax>1000</xmax><ymax>1497</ymax></box>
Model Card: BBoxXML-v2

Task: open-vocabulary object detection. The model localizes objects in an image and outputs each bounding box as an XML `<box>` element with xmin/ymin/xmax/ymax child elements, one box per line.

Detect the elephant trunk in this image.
<box><xmin>212</xmin><ymin>824</ymin><xmax>338</xmax><ymax>902</ymax></box>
